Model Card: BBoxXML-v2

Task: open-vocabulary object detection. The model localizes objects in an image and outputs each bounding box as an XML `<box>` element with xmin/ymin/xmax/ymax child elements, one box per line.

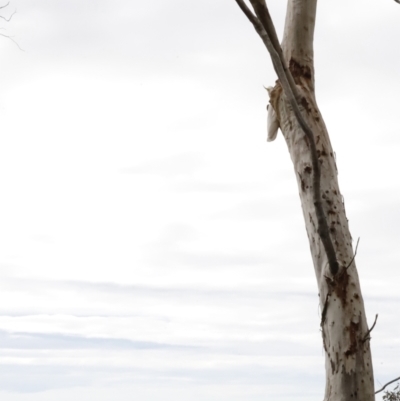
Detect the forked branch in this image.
<box><xmin>0</xmin><ymin>2</ymin><xmax>22</xmax><ymax>50</ymax></box>
<box><xmin>234</xmin><ymin>0</ymin><xmax>339</xmax><ymax>276</ymax></box>
<box><xmin>0</xmin><ymin>9</ymin><xmax>15</xmax><ymax>22</ymax></box>
<box><xmin>0</xmin><ymin>1</ymin><xmax>14</xmax><ymax>21</ymax></box>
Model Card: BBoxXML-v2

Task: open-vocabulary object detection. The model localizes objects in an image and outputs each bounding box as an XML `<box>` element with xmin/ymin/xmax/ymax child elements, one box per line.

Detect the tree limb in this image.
<box><xmin>375</xmin><ymin>377</ymin><xmax>400</xmax><ymax>394</ymax></box>
<box><xmin>234</xmin><ymin>0</ymin><xmax>339</xmax><ymax>276</ymax></box>
<box><xmin>234</xmin><ymin>0</ymin><xmax>259</xmax><ymax>24</ymax></box>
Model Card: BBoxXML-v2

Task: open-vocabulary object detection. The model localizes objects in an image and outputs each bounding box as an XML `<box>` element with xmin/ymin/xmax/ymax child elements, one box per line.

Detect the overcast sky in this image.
<box><xmin>0</xmin><ymin>1</ymin><xmax>399</xmax><ymax>400</ymax></box>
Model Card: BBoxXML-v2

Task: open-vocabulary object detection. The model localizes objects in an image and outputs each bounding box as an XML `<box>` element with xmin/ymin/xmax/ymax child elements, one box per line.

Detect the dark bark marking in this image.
<box><xmin>300</xmin><ymin>96</ymin><xmax>312</xmax><ymax>113</ymax></box>
<box><xmin>345</xmin><ymin>320</ymin><xmax>360</xmax><ymax>357</ymax></box>
<box><xmin>304</xmin><ymin>166</ymin><xmax>312</xmax><ymax>174</ymax></box>
<box><xmin>289</xmin><ymin>58</ymin><xmax>312</xmax><ymax>80</ymax></box>
<box><xmin>336</xmin><ymin>352</ymin><xmax>340</xmax><ymax>373</ymax></box>
<box><xmin>333</xmin><ymin>269</ymin><xmax>349</xmax><ymax>306</ymax></box>
<box><xmin>317</xmin><ymin>146</ymin><xmax>328</xmax><ymax>158</ymax></box>
<box><xmin>330</xmin><ymin>358</ymin><xmax>335</xmax><ymax>374</ymax></box>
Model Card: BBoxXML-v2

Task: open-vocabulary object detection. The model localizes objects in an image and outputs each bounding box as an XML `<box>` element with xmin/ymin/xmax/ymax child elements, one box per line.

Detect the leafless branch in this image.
<box><xmin>234</xmin><ymin>0</ymin><xmax>339</xmax><ymax>276</ymax></box>
<box><xmin>0</xmin><ymin>33</ymin><xmax>23</xmax><ymax>50</ymax></box>
<box><xmin>248</xmin><ymin>0</ymin><xmax>298</xmax><ymax>97</ymax></box>
<box><xmin>375</xmin><ymin>377</ymin><xmax>400</xmax><ymax>394</ymax></box>
<box><xmin>234</xmin><ymin>0</ymin><xmax>259</xmax><ymax>24</ymax></box>
<box><xmin>395</xmin><ymin>0</ymin><xmax>400</xmax><ymax>4</ymax></box>
<box><xmin>0</xmin><ymin>2</ymin><xmax>22</xmax><ymax>51</ymax></box>
<box><xmin>0</xmin><ymin>9</ymin><xmax>15</xmax><ymax>22</ymax></box>
<box><xmin>362</xmin><ymin>314</ymin><xmax>378</xmax><ymax>342</ymax></box>
<box><xmin>345</xmin><ymin>237</ymin><xmax>360</xmax><ymax>270</ymax></box>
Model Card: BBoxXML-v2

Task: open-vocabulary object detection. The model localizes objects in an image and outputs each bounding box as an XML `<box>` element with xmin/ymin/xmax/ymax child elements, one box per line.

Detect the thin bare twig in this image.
<box><xmin>375</xmin><ymin>377</ymin><xmax>400</xmax><ymax>394</ymax></box>
<box><xmin>0</xmin><ymin>9</ymin><xmax>15</xmax><ymax>22</ymax></box>
<box><xmin>362</xmin><ymin>314</ymin><xmax>378</xmax><ymax>342</ymax></box>
<box><xmin>234</xmin><ymin>0</ymin><xmax>339</xmax><ymax>276</ymax></box>
<box><xmin>0</xmin><ymin>33</ymin><xmax>23</xmax><ymax>50</ymax></box>
<box><xmin>345</xmin><ymin>237</ymin><xmax>360</xmax><ymax>270</ymax></box>
<box><xmin>0</xmin><ymin>2</ymin><xmax>21</xmax><ymax>50</ymax></box>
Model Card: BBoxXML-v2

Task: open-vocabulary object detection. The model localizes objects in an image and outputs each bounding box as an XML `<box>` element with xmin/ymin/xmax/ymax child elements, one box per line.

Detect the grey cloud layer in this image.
<box><xmin>0</xmin><ymin>329</ymin><xmax>180</xmax><ymax>350</ymax></box>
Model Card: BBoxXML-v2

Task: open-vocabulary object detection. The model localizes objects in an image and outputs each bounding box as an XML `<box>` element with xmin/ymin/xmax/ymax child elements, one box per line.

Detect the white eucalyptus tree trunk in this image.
<box><xmin>270</xmin><ymin>1</ymin><xmax>375</xmax><ymax>399</ymax></box>
<box><xmin>235</xmin><ymin>0</ymin><xmax>376</xmax><ymax>400</ymax></box>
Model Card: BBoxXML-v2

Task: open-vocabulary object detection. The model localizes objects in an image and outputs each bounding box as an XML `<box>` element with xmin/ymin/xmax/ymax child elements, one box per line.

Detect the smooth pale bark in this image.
<box><xmin>267</xmin><ymin>0</ymin><xmax>375</xmax><ymax>400</ymax></box>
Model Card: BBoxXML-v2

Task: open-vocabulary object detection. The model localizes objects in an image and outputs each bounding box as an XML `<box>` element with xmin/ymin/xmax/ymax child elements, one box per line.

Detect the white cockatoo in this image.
<box><xmin>266</xmin><ymin>86</ymin><xmax>279</xmax><ymax>142</ymax></box>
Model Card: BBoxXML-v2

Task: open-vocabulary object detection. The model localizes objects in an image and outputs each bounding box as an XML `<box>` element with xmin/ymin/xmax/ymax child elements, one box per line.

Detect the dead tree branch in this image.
<box><xmin>375</xmin><ymin>377</ymin><xmax>400</xmax><ymax>394</ymax></box>
<box><xmin>0</xmin><ymin>32</ymin><xmax>22</xmax><ymax>50</ymax></box>
<box><xmin>0</xmin><ymin>9</ymin><xmax>15</xmax><ymax>22</ymax></box>
<box><xmin>362</xmin><ymin>314</ymin><xmax>378</xmax><ymax>342</ymax></box>
<box><xmin>0</xmin><ymin>2</ymin><xmax>22</xmax><ymax>50</ymax></box>
<box><xmin>345</xmin><ymin>237</ymin><xmax>360</xmax><ymax>270</ymax></box>
<box><xmin>234</xmin><ymin>0</ymin><xmax>339</xmax><ymax>276</ymax></box>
